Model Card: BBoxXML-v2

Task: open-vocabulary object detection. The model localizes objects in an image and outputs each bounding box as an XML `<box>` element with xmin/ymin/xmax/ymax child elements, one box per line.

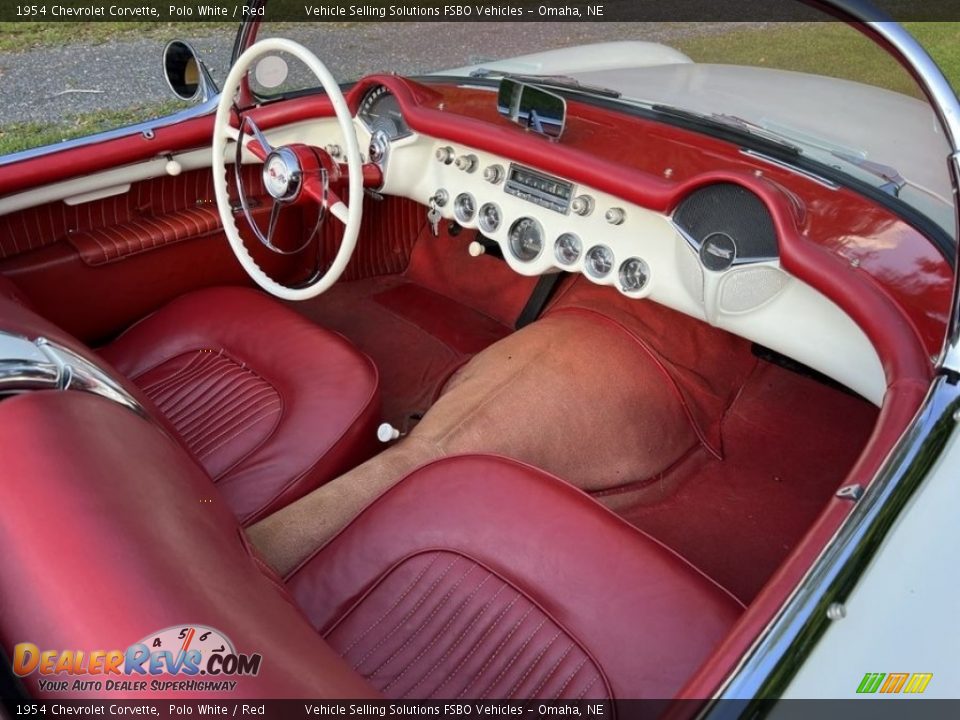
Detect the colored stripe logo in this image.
<box><xmin>857</xmin><ymin>672</ymin><xmax>932</xmax><ymax>694</ymax></box>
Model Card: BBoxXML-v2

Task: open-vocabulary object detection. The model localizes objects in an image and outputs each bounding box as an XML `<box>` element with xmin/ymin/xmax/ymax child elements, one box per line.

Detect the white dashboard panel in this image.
<box><xmin>0</xmin><ymin>112</ymin><xmax>888</xmax><ymax>405</ymax></box>
<box><xmin>381</xmin><ymin>131</ymin><xmax>887</xmax><ymax>405</ymax></box>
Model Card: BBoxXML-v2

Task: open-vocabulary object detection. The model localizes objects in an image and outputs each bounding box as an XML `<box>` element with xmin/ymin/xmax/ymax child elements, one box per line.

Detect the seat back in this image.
<box><xmin>0</xmin><ymin>390</ymin><xmax>376</xmax><ymax>699</ymax></box>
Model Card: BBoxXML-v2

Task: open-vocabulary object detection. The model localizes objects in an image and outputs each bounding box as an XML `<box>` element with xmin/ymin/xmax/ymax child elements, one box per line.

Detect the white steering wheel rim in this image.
<box><xmin>212</xmin><ymin>38</ymin><xmax>363</xmax><ymax>301</ymax></box>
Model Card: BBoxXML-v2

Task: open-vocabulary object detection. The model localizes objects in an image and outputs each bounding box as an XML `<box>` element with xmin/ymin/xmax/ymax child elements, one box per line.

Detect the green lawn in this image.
<box><xmin>1</xmin><ymin>22</ymin><xmax>958</xmax><ymax>157</ymax></box>
<box><xmin>0</xmin><ymin>101</ymin><xmax>186</xmax><ymax>156</ymax></box>
<box><xmin>674</xmin><ymin>22</ymin><xmax>960</xmax><ymax>97</ymax></box>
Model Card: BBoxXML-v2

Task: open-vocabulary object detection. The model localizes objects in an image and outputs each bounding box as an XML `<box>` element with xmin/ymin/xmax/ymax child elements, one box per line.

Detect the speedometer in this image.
<box><xmin>358</xmin><ymin>85</ymin><xmax>411</xmax><ymax>139</ymax></box>
<box><xmin>508</xmin><ymin>217</ymin><xmax>544</xmax><ymax>262</ymax></box>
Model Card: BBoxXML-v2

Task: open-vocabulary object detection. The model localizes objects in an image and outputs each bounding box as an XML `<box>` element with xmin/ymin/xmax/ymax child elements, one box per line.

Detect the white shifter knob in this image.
<box><xmin>377</xmin><ymin>423</ymin><xmax>401</xmax><ymax>443</ymax></box>
<box><xmin>165</xmin><ymin>159</ymin><xmax>183</xmax><ymax>176</ymax></box>
<box><xmin>468</xmin><ymin>241</ymin><xmax>486</xmax><ymax>257</ymax></box>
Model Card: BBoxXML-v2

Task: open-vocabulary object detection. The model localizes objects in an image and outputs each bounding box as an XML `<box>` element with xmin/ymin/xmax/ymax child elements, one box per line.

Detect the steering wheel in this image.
<box><xmin>212</xmin><ymin>38</ymin><xmax>363</xmax><ymax>301</ymax></box>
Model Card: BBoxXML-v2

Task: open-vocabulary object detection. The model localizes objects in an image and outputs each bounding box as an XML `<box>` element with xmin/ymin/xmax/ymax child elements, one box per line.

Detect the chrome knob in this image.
<box><xmin>455</xmin><ymin>154</ymin><xmax>478</xmax><ymax>172</ymax></box>
<box><xmin>368</xmin><ymin>131</ymin><xmax>389</xmax><ymax>165</ymax></box>
<box><xmin>432</xmin><ymin>189</ymin><xmax>449</xmax><ymax>207</ymax></box>
<box><xmin>483</xmin><ymin>164</ymin><xmax>504</xmax><ymax>184</ymax></box>
<box><xmin>435</xmin><ymin>146</ymin><xmax>455</xmax><ymax>164</ymax></box>
<box><xmin>571</xmin><ymin>194</ymin><xmax>594</xmax><ymax>216</ymax></box>
<box><xmin>605</xmin><ymin>207</ymin><xmax>626</xmax><ymax>225</ymax></box>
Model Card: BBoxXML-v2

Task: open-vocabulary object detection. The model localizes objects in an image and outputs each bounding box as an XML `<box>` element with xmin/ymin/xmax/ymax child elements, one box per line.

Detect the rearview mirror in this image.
<box><xmin>162</xmin><ymin>40</ymin><xmax>218</xmax><ymax>103</ymax></box>
<box><xmin>497</xmin><ymin>79</ymin><xmax>566</xmax><ymax>140</ymax></box>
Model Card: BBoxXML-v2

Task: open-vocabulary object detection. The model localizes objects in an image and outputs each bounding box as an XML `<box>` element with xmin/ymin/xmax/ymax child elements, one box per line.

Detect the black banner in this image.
<box><xmin>4</xmin><ymin>700</ymin><xmax>960</xmax><ymax>720</ymax></box>
<box><xmin>1</xmin><ymin>0</ymin><xmax>960</xmax><ymax>23</ymax></box>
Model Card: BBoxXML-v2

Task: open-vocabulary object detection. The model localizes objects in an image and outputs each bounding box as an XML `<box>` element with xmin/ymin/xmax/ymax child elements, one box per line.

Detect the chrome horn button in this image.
<box><xmin>262</xmin><ymin>147</ymin><xmax>302</xmax><ymax>201</ymax></box>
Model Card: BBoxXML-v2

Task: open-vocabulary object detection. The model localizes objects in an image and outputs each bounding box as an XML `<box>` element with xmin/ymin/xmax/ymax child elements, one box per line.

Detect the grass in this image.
<box><xmin>1</xmin><ymin>22</ymin><xmax>958</xmax><ymax>157</ymax></box>
<box><xmin>0</xmin><ymin>100</ymin><xmax>186</xmax><ymax>155</ymax></box>
<box><xmin>674</xmin><ymin>22</ymin><xmax>960</xmax><ymax>97</ymax></box>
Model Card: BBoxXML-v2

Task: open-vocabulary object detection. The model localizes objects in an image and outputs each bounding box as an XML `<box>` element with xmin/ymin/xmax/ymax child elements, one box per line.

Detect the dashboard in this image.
<box><xmin>348</xmin><ymin>84</ymin><xmax>888</xmax><ymax>404</ymax></box>
<box><xmin>0</xmin><ymin>73</ymin><xmax>944</xmax><ymax>422</ymax></box>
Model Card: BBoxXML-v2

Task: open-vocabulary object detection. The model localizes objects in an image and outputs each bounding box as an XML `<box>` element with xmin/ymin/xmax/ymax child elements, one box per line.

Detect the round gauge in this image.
<box><xmin>554</xmin><ymin>232</ymin><xmax>582</xmax><ymax>265</ymax></box>
<box><xmin>508</xmin><ymin>217</ymin><xmax>544</xmax><ymax>262</ymax></box>
<box><xmin>370</xmin><ymin>116</ymin><xmax>399</xmax><ymax>138</ymax></box>
<box><xmin>479</xmin><ymin>202</ymin><xmax>501</xmax><ymax>233</ymax></box>
<box><xmin>454</xmin><ymin>193</ymin><xmax>477</xmax><ymax>223</ymax></box>
<box><xmin>619</xmin><ymin>257</ymin><xmax>650</xmax><ymax>293</ymax></box>
<box><xmin>358</xmin><ymin>85</ymin><xmax>410</xmax><ymax>139</ymax></box>
<box><xmin>585</xmin><ymin>245</ymin><xmax>615</xmax><ymax>278</ymax></box>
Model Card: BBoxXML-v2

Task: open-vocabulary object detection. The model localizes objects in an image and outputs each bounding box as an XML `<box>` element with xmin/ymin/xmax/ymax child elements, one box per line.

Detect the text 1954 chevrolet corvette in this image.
<box><xmin>1</xmin><ymin>0</ymin><xmax>959</xmax><ymax>709</ymax></box>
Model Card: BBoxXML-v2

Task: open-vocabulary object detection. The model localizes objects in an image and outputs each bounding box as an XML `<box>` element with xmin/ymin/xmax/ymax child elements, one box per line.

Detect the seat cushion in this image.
<box><xmin>286</xmin><ymin>455</ymin><xmax>744</xmax><ymax>699</ymax></box>
<box><xmin>0</xmin><ymin>391</ymin><xmax>378</xmax><ymax>699</ymax></box>
<box><xmin>100</xmin><ymin>286</ymin><xmax>381</xmax><ymax>525</ymax></box>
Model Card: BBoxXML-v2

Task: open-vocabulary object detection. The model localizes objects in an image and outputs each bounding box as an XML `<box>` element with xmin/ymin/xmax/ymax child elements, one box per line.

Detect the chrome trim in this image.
<box><xmin>704</xmin><ymin>13</ymin><xmax>960</xmax><ymax>705</ymax></box>
<box><xmin>0</xmin><ymin>331</ymin><xmax>148</xmax><ymax>419</ymax></box>
<box><xmin>0</xmin><ymin>97</ymin><xmax>220</xmax><ymax>168</ymax></box>
<box><xmin>707</xmin><ymin>375</ymin><xmax>958</xmax><ymax>707</ymax></box>
<box><xmin>739</xmin><ymin>149</ymin><xmax>840</xmax><ymax>190</ymax></box>
<box><xmin>162</xmin><ymin>40</ymin><xmax>219</xmax><ymax>104</ymax></box>
<box><xmin>670</xmin><ymin>222</ymin><xmax>779</xmax><ymax>269</ymax></box>
<box><xmin>855</xmin><ymin>20</ymin><xmax>960</xmax><ymax>373</ymax></box>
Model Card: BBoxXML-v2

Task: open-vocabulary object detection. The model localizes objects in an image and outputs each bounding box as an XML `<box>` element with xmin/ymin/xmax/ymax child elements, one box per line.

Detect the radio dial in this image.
<box><xmin>605</xmin><ymin>207</ymin><xmax>626</xmax><ymax>225</ymax></box>
<box><xmin>436</xmin><ymin>146</ymin><xmax>455</xmax><ymax>164</ymax></box>
<box><xmin>571</xmin><ymin>195</ymin><xmax>594</xmax><ymax>216</ymax></box>
<box><xmin>455</xmin><ymin>154</ymin><xmax>478</xmax><ymax>172</ymax></box>
<box><xmin>483</xmin><ymin>164</ymin><xmax>505</xmax><ymax>184</ymax></box>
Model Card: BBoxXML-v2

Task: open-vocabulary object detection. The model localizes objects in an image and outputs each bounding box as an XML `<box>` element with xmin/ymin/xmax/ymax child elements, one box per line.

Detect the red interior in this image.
<box><xmin>0</xmin><ymin>68</ymin><xmax>950</xmax><ymax>701</ymax></box>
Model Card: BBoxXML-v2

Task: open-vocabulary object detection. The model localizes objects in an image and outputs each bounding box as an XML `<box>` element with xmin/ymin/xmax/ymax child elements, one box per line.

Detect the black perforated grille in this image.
<box><xmin>673</xmin><ymin>183</ymin><xmax>778</xmax><ymax>263</ymax></box>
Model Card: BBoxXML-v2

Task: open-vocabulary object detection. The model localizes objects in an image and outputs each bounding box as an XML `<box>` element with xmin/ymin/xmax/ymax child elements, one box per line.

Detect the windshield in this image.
<box><xmin>251</xmin><ymin>20</ymin><xmax>958</xmax><ymax>238</ymax></box>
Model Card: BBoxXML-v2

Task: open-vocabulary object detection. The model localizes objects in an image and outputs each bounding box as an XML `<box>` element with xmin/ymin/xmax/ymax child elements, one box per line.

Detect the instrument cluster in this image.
<box><xmin>429</xmin><ymin>144</ymin><xmax>655</xmax><ymax>298</ymax></box>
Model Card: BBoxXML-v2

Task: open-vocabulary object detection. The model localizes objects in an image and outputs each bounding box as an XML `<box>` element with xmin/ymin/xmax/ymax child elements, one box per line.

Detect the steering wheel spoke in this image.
<box><xmin>265</xmin><ymin>200</ymin><xmax>283</xmax><ymax>246</ymax></box>
<box><xmin>242</xmin><ymin>116</ymin><xmax>274</xmax><ymax>161</ymax></box>
<box><xmin>213</xmin><ymin>37</ymin><xmax>363</xmax><ymax>300</ymax></box>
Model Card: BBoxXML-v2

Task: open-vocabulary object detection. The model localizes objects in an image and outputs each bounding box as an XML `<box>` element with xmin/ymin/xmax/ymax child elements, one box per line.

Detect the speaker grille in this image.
<box><xmin>719</xmin><ymin>266</ymin><xmax>788</xmax><ymax>313</ymax></box>
<box><xmin>677</xmin><ymin>242</ymin><xmax>704</xmax><ymax>303</ymax></box>
<box><xmin>673</xmin><ymin>183</ymin><xmax>778</xmax><ymax>263</ymax></box>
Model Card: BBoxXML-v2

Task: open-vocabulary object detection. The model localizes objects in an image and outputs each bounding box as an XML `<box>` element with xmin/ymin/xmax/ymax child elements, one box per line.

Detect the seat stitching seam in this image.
<box><xmin>529</xmin><ymin>642</ymin><xmax>576</xmax><ymax>698</ymax></box>
<box><xmin>384</xmin><ymin>572</ymin><xmax>495</xmax><ymax>694</ymax></box>
<box><xmin>366</xmin><ymin>563</ymin><xmax>480</xmax><ymax>679</ymax></box>
<box><xmin>457</xmin><ymin>604</ymin><xmax>536</xmax><ymax>699</ymax></box>
<box><xmin>505</xmin><ymin>631</ymin><xmax>562</xmax><ymax>698</ymax></box>
<box><xmin>337</xmin><ymin>553</ymin><xmax>443</xmax><ymax>656</ymax></box>
<box><xmin>477</xmin><ymin>618</ymin><xmax>547</xmax><ymax>699</ymax></box>
<box><xmin>349</xmin><ymin>556</ymin><xmax>461</xmax><ymax>669</ymax></box>
<box><xmin>552</xmin><ymin>656</ymin><xmax>590</xmax><ymax>699</ymax></box>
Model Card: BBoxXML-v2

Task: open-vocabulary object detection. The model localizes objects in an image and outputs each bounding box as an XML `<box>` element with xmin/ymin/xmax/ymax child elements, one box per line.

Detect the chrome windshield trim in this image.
<box><xmin>701</xmin><ymin>11</ymin><xmax>960</xmax><ymax>708</ymax></box>
<box><xmin>854</xmin><ymin>20</ymin><xmax>960</xmax><ymax>371</ymax></box>
<box><xmin>706</xmin><ymin>375</ymin><xmax>956</xmax><ymax>706</ymax></box>
<box><xmin>0</xmin><ymin>96</ymin><xmax>220</xmax><ymax>168</ymax></box>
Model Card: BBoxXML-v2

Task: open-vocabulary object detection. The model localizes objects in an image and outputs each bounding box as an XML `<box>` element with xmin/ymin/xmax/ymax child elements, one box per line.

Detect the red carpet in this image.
<box><xmin>599</xmin><ymin>360</ymin><xmax>878</xmax><ymax>603</ymax></box>
<box><xmin>291</xmin><ymin>227</ymin><xmax>537</xmax><ymax>428</ymax></box>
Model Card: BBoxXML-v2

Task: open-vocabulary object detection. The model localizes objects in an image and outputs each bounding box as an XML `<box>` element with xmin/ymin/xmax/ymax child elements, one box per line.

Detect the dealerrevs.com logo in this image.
<box><xmin>12</xmin><ymin>625</ymin><xmax>262</xmax><ymax>693</ymax></box>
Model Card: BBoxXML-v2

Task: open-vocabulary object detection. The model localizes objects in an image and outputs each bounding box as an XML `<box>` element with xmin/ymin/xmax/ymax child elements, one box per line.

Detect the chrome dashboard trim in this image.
<box><xmin>740</xmin><ymin>149</ymin><xmax>840</xmax><ymax>190</ymax></box>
